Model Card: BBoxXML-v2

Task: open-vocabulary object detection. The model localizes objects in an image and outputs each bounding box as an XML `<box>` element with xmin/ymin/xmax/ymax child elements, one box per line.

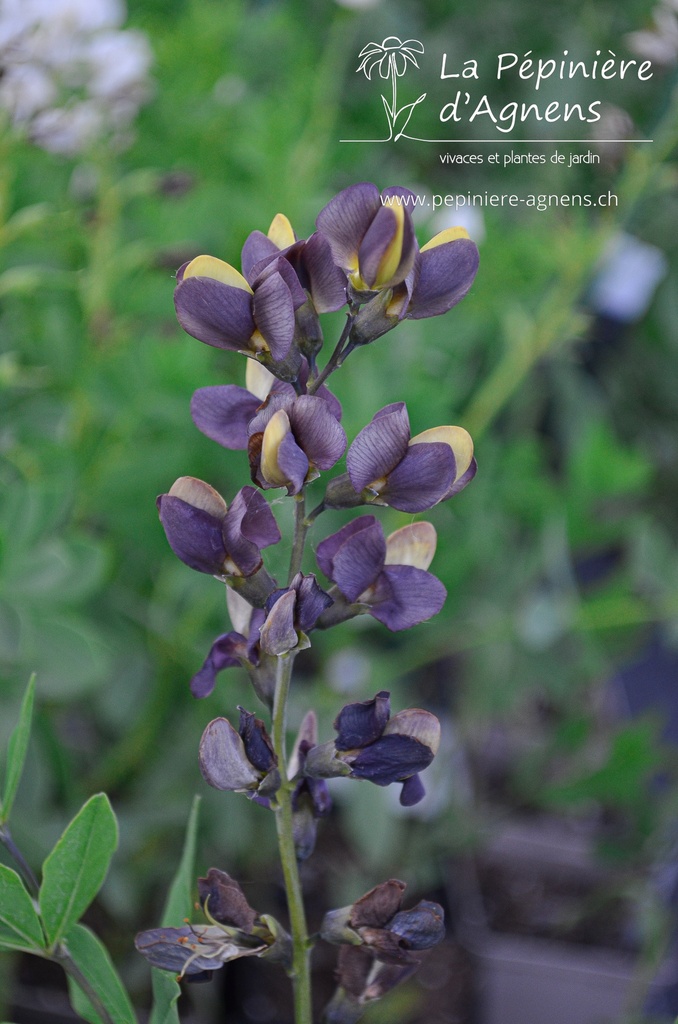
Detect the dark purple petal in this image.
<box><xmin>349</xmin><ymin>734</ymin><xmax>435</xmax><ymax>784</ymax></box>
<box><xmin>351</xmin><ymin>879</ymin><xmax>405</xmax><ymax>928</ymax></box>
<box><xmin>440</xmin><ymin>456</ymin><xmax>477</xmax><ymax>501</ymax></box>
<box><xmin>407</xmin><ymin>238</ymin><xmax>479</xmax><ymax>320</ymax></box>
<box><xmin>369</xmin><ymin>565</ymin><xmax>446</xmax><ymax>631</ymax></box>
<box><xmin>290</xmin><ymin>395</ymin><xmax>347</xmax><ymax>470</ymax></box>
<box><xmin>265</xmin><ymin>256</ymin><xmax>308</xmax><ymax>308</ymax></box>
<box><xmin>174</xmin><ymin>277</ymin><xmax>255</xmax><ymax>350</ymax></box>
<box><xmin>236</xmin><ymin>486</ymin><xmax>282</xmax><ymax>549</ymax></box>
<box><xmin>315</xmin><ymin>515</ymin><xmax>379</xmax><ymax>580</ymax></box>
<box><xmin>307</xmin><ymin>776</ymin><xmax>332</xmax><ymax>817</ymax></box>
<box><xmin>334</xmin><ymin>690</ymin><xmax>391</xmax><ymax>751</ymax></box>
<box><xmin>276</xmin><ymin>431</ymin><xmax>309</xmax><ymax>494</ymax></box>
<box><xmin>324</xmin><ymin>519</ymin><xmax>386</xmax><ymax>602</ymax></box>
<box><xmin>199</xmin><ymin>717</ymin><xmax>261</xmax><ymax>791</ymax></box>
<box><xmin>134</xmin><ymin>926</ymin><xmax>227</xmax><ymax>974</ymax></box>
<box><xmin>399</xmin><ymin>773</ymin><xmax>426</xmax><ymax>806</ymax></box>
<box><xmin>242</xmin><ymin>230</ymin><xmax>279</xmax><ymax>282</ymax></box>
<box><xmin>316</xmin><ymin>182</ymin><xmax>381</xmax><ymax>271</ymax></box>
<box><xmin>347</xmin><ymin>404</ymin><xmax>411</xmax><ymax>492</ymax></box>
<box><xmin>357</xmin><ymin>206</ymin><xmax>399</xmax><ymax>288</ymax></box>
<box><xmin>238</xmin><ymin>708</ymin><xmax>277</xmax><ymax>773</ymax></box>
<box><xmin>380</xmin><ymin>443</ymin><xmax>456</xmax><ymax>513</ymax></box>
<box><xmin>389</xmin><ymin>901</ymin><xmax>445</xmax><ymax>949</ymax></box>
<box><xmin>247</xmin><ymin>391</ymin><xmax>295</xmax><ymax>436</ymax></box>
<box><xmin>293</xmin><ymin>572</ymin><xmax>334</xmax><ymax>632</ymax></box>
<box><xmin>301</xmin><ymin>232</ymin><xmax>347</xmax><ymax>312</ymax></box>
<box><xmin>252</xmin><ymin>272</ymin><xmax>296</xmax><ymax>360</ymax></box>
<box><xmin>157</xmin><ymin>494</ymin><xmax>226</xmax><ymax>575</ymax></box>
<box><xmin>222</xmin><ymin>489</ymin><xmax>276</xmax><ymax>577</ymax></box>
<box><xmin>191</xmin><ymin>386</ymin><xmax>262</xmax><ymax>451</ymax></box>
<box><xmin>198</xmin><ymin>868</ymin><xmax>258</xmax><ymax>931</ymax></box>
<box><xmin>190</xmin><ymin>632</ymin><xmax>246</xmax><ymax>698</ymax></box>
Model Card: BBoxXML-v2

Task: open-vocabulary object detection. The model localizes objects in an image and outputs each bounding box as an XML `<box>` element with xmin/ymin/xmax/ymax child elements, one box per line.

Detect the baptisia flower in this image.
<box><xmin>135</xmin><ymin>867</ymin><xmax>291</xmax><ymax>982</ymax></box>
<box><xmin>316</xmin><ymin>518</ymin><xmax>446</xmax><ymax>631</ymax></box>
<box><xmin>304</xmin><ymin>690</ymin><xmax>441</xmax><ymax>806</ymax></box>
<box><xmin>190</xmin><ymin>358</ymin><xmax>341</xmax><ymax>453</ymax></box>
<box><xmin>156</xmin><ymin>478</ymin><xmax>280</xmax><ymax>609</ymax></box>
<box><xmin>288</xmin><ymin>710</ymin><xmax>332</xmax><ymax>861</ymax></box>
<box><xmin>321</xmin><ymin>879</ymin><xmax>444</xmax><ymax>1022</ymax></box>
<box><xmin>241</xmin><ymin>213</ymin><xmax>347</xmax><ymax>316</ymax></box>
<box><xmin>316</xmin><ymin>182</ymin><xmax>417</xmax><ymax>295</ymax></box>
<box><xmin>325</xmin><ymin>402</ymin><xmax>476</xmax><ymax>513</ymax></box>
<box><xmin>188</xmin><ymin>588</ymin><xmax>266</xmax><ymax>699</ymax></box>
<box><xmin>247</xmin><ymin>391</ymin><xmax>346</xmax><ymax>495</ymax></box>
<box><xmin>199</xmin><ymin>708</ymin><xmax>280</xmax><ymax>799</ymax></box>
<box><xmin>348</xmin><ymin>224</ymin><xmax>480</xmax><ymax>344</ymax></box>
<box><xmin>173</xmin><ymin>252</ymin><xmax>308</xmax><ymax>371</ymax></box>
<box><xmin>259</xmin><ymin>572</ymin><xmax>334</xmax><ymax>656</ymax></box>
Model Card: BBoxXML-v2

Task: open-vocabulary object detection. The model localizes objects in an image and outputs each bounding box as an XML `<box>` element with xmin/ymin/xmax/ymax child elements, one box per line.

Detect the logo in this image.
<box><xmin>355</xmin><ymin>37</ymin><xmax>426</xmax><ymax>142</ymax></box>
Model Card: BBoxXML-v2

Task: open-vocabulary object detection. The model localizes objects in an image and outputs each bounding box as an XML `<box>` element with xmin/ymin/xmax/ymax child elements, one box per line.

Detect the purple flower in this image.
<box><xmin>288</xmin><ymin>710</ymin><xmax>332</xmax><ymax>860</ymax></box>
<box><xmin>259</xmin><ymin>572</ymin><xmax>334</xmax><ymax>656</ymax></box>
<box><xmin>174</xmin><ymin>252</ymin><xmax>307</xmax><ymax>363</ymax></box>
<box><xmin>315</xmin><ymin>517</ymin><xmax>446</xmax><ymax>631</ymax></box>
<box><xmin>321</xmin><ymin>879</ymin><xmax>444</xmax><ymax>1019</ymax></box>
<box><xmin>335</xmin><ymin>402</ymin><xmax>476</xmax><ymax>513</ymax></box>
<box><xmin>316</xmin><ymin>182</ymin><xmax>417</xmax><ymax>293</ymax></box>
<box><xmin>189</xmin><ymin>598</ymin><xmax>265</xmax><ymax>699</ymax></box>
<box><xmin>190</xmin><ymin>359</ymin><xmax>342</xmax><ymax>452</ymax></box>
<box><xmin>135</xmin><ymin>868</ymin><xmax>291</xmax><ymax>981</ymax></box>
<box><xmin>241</xmin><ymin>212</ymin><xmax>347</xmax><ymax>314</ymax></box>
<box><xmin>247</xmin><ymin>391</ymin><xmax>346</xmax><ymax>495</ymax></box>
<box><xmin>199</xmin><ymin>708</ymin><xmax>280</xmax><ymax>798</ymax></box>
<box><xmin>304</xmin><ymin>690</ymin><xmax>441</xmax><ymax>806</ymax></box>
<box><xmin>348</xmin><ymin>225</ymin><xmax>480</xmax><ymax>344</ymax></box>
<box><xmin>157</xmin><ymin>477</ymin><xmax>281</xmax><ymax>579</ymax></box>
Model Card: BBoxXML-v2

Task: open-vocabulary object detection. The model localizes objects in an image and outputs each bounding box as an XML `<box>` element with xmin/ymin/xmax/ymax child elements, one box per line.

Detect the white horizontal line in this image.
<box><xmin>340</xmin><ymin>138</ymin><xmax>653</xmax><ymax>144</ymax></box>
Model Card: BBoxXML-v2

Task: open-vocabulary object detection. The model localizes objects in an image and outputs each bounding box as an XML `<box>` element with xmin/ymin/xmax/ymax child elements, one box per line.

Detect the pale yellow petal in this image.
<box><xmin>168</xmin><ymin>476</ymin><xmax>228</xmax><ymax>517</ymax></box>
<box><xmin>261</xmin><ymin>409</ymin><xmax>291</xmax><ymax>486</ymax></box>
<box><xmin>226</xmin><ymin>586</ymin><xmax>253</xmax><ymax>635</ymax></box>
<box><xmin>409</xmin><ymin>425</ymin><xmax>474</xmax><ymax>480</ymax></box>
<box><xmin>246</xmin><ymin>359</ymin><xmax>276</xmax><ymax>400</ymax></box>
<box><xmin>373</xmin><ymin>204</ymin><xmax>405</xmax><ymax>288</ymax></box>
<box><xmin>383</xmin><ymin>709</ymin><xmax>441</xmax><ymax>755</ymax></box>
<box><xmin>385</xmin><ymin>522</ymin><xmax>437</xmax><ymax>570</ymax></box>
<box><xmin>183</xmin><ymin>255</ymin><xmax>252</xmax><ymax>293</ymax></box>
<box><xmin>267</xmin><ymin>213</ymin><xmax>296</xmax><ymax>249</ymax></box>
<box><xmin>421</xmin><ymin>226</ymin><xmax>470</xmax><ymax>252</ymax></box>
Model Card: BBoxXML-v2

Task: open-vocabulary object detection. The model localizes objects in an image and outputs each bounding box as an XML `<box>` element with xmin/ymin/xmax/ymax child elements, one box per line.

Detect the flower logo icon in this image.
<box><xmin>356</xmin><ymin>37</ymin><xmax>426</xmax><ymax>141</ymax></box>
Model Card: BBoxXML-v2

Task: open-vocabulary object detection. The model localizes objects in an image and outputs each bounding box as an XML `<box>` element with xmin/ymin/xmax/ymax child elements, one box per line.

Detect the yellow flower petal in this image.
<box><xmin>261</xmin><ymin>409</ymin><xmax>292</xmax><ymax>486</ymax></box>
<box><xmin>385</xmin><ymin>522</ymin><xmax>437</xmax><ymax>570</ymax></box>
<box><xmin>168</xmin><ymin>476</ymin><xmax>228</xmax><ymax>517</ymax></box>
<box><xmin>421</xmin><ymin>226</ymin><xmax>470</xmax><ymax>252</ymax></box>
<box><xmin>409</xmin><ymin>425</ymin><xmax>474</xmax><ymax>480</ymax></box>
<box><xmin>373</xmin><ymin>204</ymin><xmax>406</xmax><ymax>288</ymax></box>
<box><xmin>246</xmin><ymin>359</ymin><xmax>276</xmax><ymax>401</ymax></box>
<box><xmin>183</xmin><ymin>255</ymin><xmax>252</xmax><ymax>293</ymax></box>
<box><xmin>267</xmin><ymin>213</ymin><xmax>296</xmax><ymax>249</ymax></box>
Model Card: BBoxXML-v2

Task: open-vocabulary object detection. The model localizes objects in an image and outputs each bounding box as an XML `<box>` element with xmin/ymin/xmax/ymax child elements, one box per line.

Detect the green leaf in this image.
<box><xmin>0</xmin><ymin>863</ymin><xmax>44</xmax><ymax>952</ymax></box>
<box><xmin>65</xmin><ymin>923</ymin><xmax>136</xmax><ymax>1024</ymax></box>
<box><xmin>148</xmin><ymin>795</ymin><xmax>201</xmax><ymax>1024</ymax></box>
<box><xmin>1</xmin><ymin>674</ymin><xmax>36</xmax><ymax>823</ymax></box>
<box><xmin>40</xmin><ymin>794</ymin><xmax>118</xmax><ymax>949</ymax></box>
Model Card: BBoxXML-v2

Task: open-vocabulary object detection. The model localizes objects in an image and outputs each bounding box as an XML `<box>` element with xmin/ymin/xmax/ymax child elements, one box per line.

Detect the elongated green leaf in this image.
<box><xmin>65</xmin><ymin>923</ymin><xmax>137</xmax><ymax>1024</ymax></box>
<box><xmin>40</xmin><ymin>794</ymin><xmax>118</xmax><ymax>949</ymax></box>
<box><xmin>148</xmin><ymin>796</ymin><xmax>201</xmax><ymax>1024</ymax></box>
<box><xmin>0</xmin><ymin>863</ymin><xmax>44</xmax><ymax>951</ymax></box>
<box><xmin>1</xmin><ymin>675</ymin><xmax>36</xmax><ymax>822</ymax></box>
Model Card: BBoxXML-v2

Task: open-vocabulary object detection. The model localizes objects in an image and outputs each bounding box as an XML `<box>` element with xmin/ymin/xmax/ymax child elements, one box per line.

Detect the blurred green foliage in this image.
<box><xmin>0</xmin><ymin>0</ymin><xmax>677</xmax><ymax>1018</ymax></box>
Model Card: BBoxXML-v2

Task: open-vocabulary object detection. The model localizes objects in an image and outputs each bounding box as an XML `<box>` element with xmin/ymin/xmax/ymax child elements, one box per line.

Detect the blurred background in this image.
<box><xmin>1</xmin><ymin>0</ymin><xmax>678</xmax><ymax>1021</ymax></box>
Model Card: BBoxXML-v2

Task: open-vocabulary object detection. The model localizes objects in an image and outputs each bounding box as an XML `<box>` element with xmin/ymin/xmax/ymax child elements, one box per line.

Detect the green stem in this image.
<box><xmin>53</xmin><ymin>944</ymin><xmax>117</xmax><ymax>1024</ymax></box>
<box><xmin>272</xmin><ymin>655</ymin><xmax>312</xmax><ymax>1024</ymax></box>
<box><xmin>308</xmin><ymin>313</ymin><xmax>355</xmax><ymax>394</ymax></box>
<box><xmin>288</xmin><ymin>492</ymin><xmax>309</xmax><ymax>584</ymax></box>
<box><xmin>0</xmin><ymin>825</ymin><xmax>40</xmax><ymax>897</ymax></box>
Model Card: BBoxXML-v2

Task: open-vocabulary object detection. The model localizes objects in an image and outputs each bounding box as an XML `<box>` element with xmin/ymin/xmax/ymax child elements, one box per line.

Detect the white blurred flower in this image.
<box><xmin>0</xmin><ymin>0</ymin><xmax>153</xmax><ymax>155</ymax></box>
<box><xmin>591</xmin><ymin>234</ymin><xmax>668</xmax><ymax>322</ymax></box>
<box><xmin>627</xmin><ymin>1</ymin><xmax>678</xmax><ymax>65</ymax></box>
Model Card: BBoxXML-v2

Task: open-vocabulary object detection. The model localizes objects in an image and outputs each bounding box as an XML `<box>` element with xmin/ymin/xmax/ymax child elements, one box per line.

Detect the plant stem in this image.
<box><xmin>308</xmin><ymin>313</ymin><xmax>355</xmax><ymax>394</ymax></box>
<box><xmin>0</xmin><ymin>825</ymin><xmax>40</xmax><ymax>897</ymax></box>
<box><xmin>272</xmin><ymin>654</ymin><xmax>312</xmax><ymax>1024</ymax></box>
<box><xmin>53</xmin><ymin>944</ymin><xmax>118</xmax><ymax>1024</ymax></box>
<box><xmin>288</xmin><ymin>491</ymin><xmax>309</xmax><ymax>584</ymax></box>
